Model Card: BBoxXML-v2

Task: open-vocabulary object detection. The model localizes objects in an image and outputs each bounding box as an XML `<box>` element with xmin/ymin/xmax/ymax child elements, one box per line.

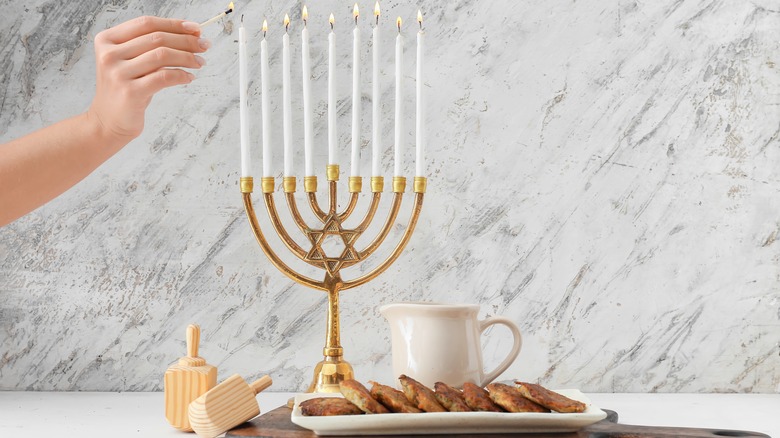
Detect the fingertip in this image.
<box><xmin>170</xmin><ymin>69</ymin><xmax>195</xmax><ymax>85</ymax></box>
<box><xmin>182</xmin><ymin>21</ymin><xmax>201</xmax><ymax>34</ymax></box>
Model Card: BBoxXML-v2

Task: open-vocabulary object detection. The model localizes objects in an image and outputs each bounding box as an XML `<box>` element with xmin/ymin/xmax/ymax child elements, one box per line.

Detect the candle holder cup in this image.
<box><xmin>240</xmin><ymin>166</ymin><xmax>426</xmax><ymax>392</ymax></box>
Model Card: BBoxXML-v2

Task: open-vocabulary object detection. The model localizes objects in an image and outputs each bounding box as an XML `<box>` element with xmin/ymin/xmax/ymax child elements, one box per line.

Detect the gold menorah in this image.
<box><xmin>240</xmin><ymin>167</ymin><xmax>426</xmax><ymax>393</ymax></box>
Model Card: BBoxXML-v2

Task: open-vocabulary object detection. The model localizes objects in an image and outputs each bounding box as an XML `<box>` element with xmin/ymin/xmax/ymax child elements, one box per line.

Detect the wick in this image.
<box><xmin>376</xmin><ymin>15</ymin><xmax>379</xmax><ymax>26</ymax></box>
<box><xmin>241</xmin><ymin>14</ymin><xmax>244</xmax><ymax>24</ymax></box>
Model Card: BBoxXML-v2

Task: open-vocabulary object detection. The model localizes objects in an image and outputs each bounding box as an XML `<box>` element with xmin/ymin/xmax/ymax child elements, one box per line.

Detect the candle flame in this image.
<box><xmin>396</xmin><ymin>16</ymin><xmax>402</xmax><ymax>32</ymax></box>
<box><xmin>417</xmin><ymin>9</ymin><xmax>423</xmax><ymax>28</ymax></box>
<box><xmin>284</xmin><ymin>13</ymin><xmax>290</xmax><ymax>31</ymax></box>
<box><xmin>226</xmin><ymin>1</ymin><xmax>234</xmax><ymax>13</ymax></box>
<box><xmin>302</xmin><ymin>5</ymin><xmax>308</xmax><ymax>24</ymax></box>
<box><xmin>262</xmin><ymin>19</ymin><xmax>268</xmax><ymax>34</ymax></box>
<box><xmin>329</xmin><ymin>13</ymin><xmax>335</xmax><ymax>30</ymax></box>
<box><xmin>353</xmin><ymin>3</ymin><xmax>359</xmax><ymax>21</ymax></box>
<box><xmin>374</xmin><ymin>1</ymin><xmax>380</xmax><ymax>17</ymax></box>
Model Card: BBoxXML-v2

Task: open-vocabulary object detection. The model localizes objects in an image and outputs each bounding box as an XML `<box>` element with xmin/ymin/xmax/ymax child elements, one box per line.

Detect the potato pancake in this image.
<box><xmin>433</xmin><ymin>382</ymin><xmax>472</xmax><ymax>412</ymax></box>
<box><xmin>369</xmin><ymin>381</ymin><xmax>422</xmax><ymax>413</ymax></box>
<box><xmin>339</xmin><ymin>379</ymin><xmax>390</xmax><ymax>414</ymax></box>
<box><xmin>299</xmin><ymin>397</ymin><xmax>363</xmax><ymax>416</ymax></box>
<box><xmin>514</xmin><ymin>381</ymin><xmax>587</xmax><ymax>413</ymax></box>
<box><xmin>399</xmin><ymin>375</ymin><xmax>447</xmax><ymax>412</ymax></box>
<box><xmin>462</xmin><ymin>382</ymin><xmax>504</xmax><ymax>412</ymax></box>
<box><xmin>486</xmin><ymin>383</ymin><xmax>548</xmax><ymax>413</ymax></box>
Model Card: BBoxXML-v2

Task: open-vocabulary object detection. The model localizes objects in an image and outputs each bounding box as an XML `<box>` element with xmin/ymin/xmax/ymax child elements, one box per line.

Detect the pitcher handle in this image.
<box><xmin>478</xmin><ymin>317</ymin><xmax>522</xmax><ymax>387</ymax></box>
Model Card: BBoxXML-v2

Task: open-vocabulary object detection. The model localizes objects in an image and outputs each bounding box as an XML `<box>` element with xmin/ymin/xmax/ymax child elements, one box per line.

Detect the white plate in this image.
<box><xmin>290</xmin><ymin>389</ymin><xmax>607</xmax><ymax>435</ymax></box>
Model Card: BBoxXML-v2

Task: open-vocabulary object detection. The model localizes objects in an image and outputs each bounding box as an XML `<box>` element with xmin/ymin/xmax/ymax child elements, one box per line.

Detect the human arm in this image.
<box><xmin>0</xmin><ymin>16</ymin><xmax>209</xmax><ymax>227</ymax></box>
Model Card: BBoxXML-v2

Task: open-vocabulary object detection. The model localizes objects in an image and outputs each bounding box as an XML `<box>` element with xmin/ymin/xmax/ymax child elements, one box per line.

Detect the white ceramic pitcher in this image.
<box><xmin>380</xmin><ymin>302</ymin><xmax>522</xmax><ymax>388</ymax></box>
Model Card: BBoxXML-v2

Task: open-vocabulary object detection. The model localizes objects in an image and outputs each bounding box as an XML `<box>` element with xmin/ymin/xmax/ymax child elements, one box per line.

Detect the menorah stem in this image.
<box><xmin>306</xmin><ymin>274</ymin><xmax>355</xmax><ymax>393</ymax></box>
<box><xmin>323</xmin><ymin>278</ymin><xmax>343</xmax><ymax>357</ymax></box>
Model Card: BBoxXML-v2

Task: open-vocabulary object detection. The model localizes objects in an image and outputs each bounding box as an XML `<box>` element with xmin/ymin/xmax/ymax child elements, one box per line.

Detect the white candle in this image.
<box><xmin>238</xmin><ymin>17</ymin><xmax>251</xmax><ymax>177</ymax></box>
<box><xmin>328</xmin><ymin>14</ymin><xmax>337</xmax><ymax>165</ymax></box>
<box><xmin>351</xmin><ymin>4</ymin><xmax>361</xmax><ymax>177</ymax></box>
<box><xmin>415</xmin><ymin>10</ymin><xmax>424</xmax><ymax>177</ymax></box>
<box><xmin>371</xmin><ymin>2</ymin><xmax>381</xmax><ymax>177</ymax></box>
<box><xmin>283</xmin><ymin>15</ymin><xmax>293</xmax><ymax>177</ymax></box>
<box><xmin>394</xmin><ymin>17</ymin><xmax>403</xmax><ymax>177</ymax></box>
<box><xmin>261</xmin><ymin>20</ymin><xmax>272</xmax><ymax>177</ymax></box>
<box><xmin>302</xmin><ymin>6</ymin><xmax>314</xmax><ymax>177</ymax></box>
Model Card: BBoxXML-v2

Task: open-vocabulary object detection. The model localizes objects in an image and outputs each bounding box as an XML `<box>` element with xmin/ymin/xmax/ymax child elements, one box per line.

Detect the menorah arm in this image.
<box><xmin>338</xmin><ymin>192</ymin><xmax>382</xmax><ymax>269</ymax></box>
<box><xmin>352</xmin><ymin>192</ymin><xmax>382</xmax><ymax>231</ymax></box>
<box><xmin>328</xmin><ymin>180</ymin><xmax>338</xmax><ymax>215</ymax></box>
<box><xmin>308</xmin><ymin>192</ymin><xmax>327</xmax><ymax>222</ymax></box>
<box><xmin>337</xmin><ymin>192</ymin><xmax>361</xmax><ymax>222</ymax></box>
<box><xmin>243</xmin><ymin>192</ymin><xmax>326</xmax><ymax>291</ymax></box>
<box><xmin>357</xmin><ymin>192</ymin><xmax>403</xmax><ymax>258</ymax></box>
<box><xmin>342</xmin><ymin>192</ymin><xmax>424</xmax><ymax>291</ymax></box>
<box><xmin>286</xmin><ymin>192</ymin><xmax>316</xmax><ymax>235</ymax></box>
<box><xmin>263</xmin><ymin>193</ymin><xmax>321</xmax><ymax>267</ymax></box>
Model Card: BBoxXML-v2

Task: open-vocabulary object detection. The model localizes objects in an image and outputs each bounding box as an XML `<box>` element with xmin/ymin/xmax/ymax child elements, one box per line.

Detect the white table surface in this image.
<box><xmin>0</xmin><ymin>391</ymin><xmax>777</xmax><ymax>437</ymax></box>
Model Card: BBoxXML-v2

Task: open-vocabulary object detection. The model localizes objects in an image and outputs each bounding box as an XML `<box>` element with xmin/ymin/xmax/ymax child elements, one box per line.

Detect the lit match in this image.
<box><xmin>200</xmin><ymin>2</ymin><xmax>234</xmax><ymax>27</ymax></box>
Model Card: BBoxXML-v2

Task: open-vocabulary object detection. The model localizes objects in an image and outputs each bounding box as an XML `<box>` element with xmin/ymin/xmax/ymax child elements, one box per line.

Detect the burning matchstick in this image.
<box><xmin>200</xmin><ymin>2</ymin><xmax>234</xmax><ymax>27</ymax></box>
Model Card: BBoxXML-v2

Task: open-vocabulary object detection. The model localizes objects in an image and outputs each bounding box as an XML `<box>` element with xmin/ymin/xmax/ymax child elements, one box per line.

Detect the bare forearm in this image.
<box><xmin>0</xmin><ymin>112</ymin><xmax>123</xmax><ymax>227</ymax></box>
<box><xmin>0</xmin><ymin>16</ymin><xmax>207</xmax><ymax>228</ymax></box>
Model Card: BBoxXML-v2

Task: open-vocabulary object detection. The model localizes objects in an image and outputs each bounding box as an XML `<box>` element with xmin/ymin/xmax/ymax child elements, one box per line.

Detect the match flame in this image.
<box><xmin>329</xmin><ymin>13</ymin><xmax>335</xmax><ymax>30</ymax></box>
<box><xmin>284</xmin><ymin>13</ymin><xmax>290</xmax><ymax>31</ymax></box>
<box><xmin>262</xmin><ymin>19</ymin><xmax>268</xmax><ymax>34</ymax></box>
<box><xmin>227</xmin><ymin>2</ymin><xmax>234</xmax><ymax>13</ymax></box>
<box><xmin>417</xmin><ymin>9</ymin><xmax>423</xmax><ymax>28</ymax></box>
<box><xmin>396</xmin><ymin>16</ymin><xmax>402</xmax><ymax>32</ymax></box>
<box><xmin>353</xmin><ymin>3</ymin><xmax>359</xmax><ymax>21</ymax></box>
<box><xmin>302</xmin><ymin>5</ymin><xmax>309</xmax><ymax>24</ymax></box>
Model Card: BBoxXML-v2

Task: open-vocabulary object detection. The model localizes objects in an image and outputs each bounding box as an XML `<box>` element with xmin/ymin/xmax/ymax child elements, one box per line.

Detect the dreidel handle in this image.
<box><xmin>249</xmin><ymin>375</ymin><xmax>273</xmax><ymax>395</ymax></box>
<box><xmin>187</xmin><ymin>324</ymin><xmax>200</xmax><ymax>358</ymax></box>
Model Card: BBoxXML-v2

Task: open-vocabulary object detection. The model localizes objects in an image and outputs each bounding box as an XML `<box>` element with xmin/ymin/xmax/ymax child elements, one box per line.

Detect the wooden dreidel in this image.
<box><xmin>188</xmin><ymin>374</ymin><xmax>273</xmax><ymax>438</ymax></box>
<box><xmin>164</xmin><ymin>324</ymin><xmax>217</xmax><ymax>431</ymax></box>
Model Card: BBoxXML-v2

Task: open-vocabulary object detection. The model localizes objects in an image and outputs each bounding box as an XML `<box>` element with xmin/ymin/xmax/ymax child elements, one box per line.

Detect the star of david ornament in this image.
<box><xmin>305</xmin><ymin>216</ymin><xmax>362</xmax><ymax>276</ymax></box>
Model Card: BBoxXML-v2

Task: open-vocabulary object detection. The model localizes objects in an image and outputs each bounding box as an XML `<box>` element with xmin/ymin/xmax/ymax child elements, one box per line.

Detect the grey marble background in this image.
<box><xmin>1</xmin><ymin>0</ymin><xmax>779</xmax><ymax>393</ymax></box>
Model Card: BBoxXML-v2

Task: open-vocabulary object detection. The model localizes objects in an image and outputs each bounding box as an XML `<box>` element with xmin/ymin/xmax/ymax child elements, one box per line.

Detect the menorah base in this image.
<box><xmin>306</xmin><ymin>355</ymin><xmax>355</xmax><ymax>393</ymax></box>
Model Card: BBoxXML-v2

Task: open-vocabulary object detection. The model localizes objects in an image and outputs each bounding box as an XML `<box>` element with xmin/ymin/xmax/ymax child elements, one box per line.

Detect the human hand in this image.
<box><xmin>87</xmin><ymin>16</ymin><xmax>210</xmax><ymax>145</ymax></box>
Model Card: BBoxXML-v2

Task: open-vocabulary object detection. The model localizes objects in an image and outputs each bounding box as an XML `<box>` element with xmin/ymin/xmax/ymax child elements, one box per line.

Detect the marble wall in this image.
<box><xmin>1</xmin><ymin>0</ymin><xmax>778</xmax><ymax>393</ymax></box>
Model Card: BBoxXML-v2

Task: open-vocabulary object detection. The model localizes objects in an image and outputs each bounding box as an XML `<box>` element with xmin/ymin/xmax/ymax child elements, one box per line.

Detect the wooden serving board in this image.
<box><xmin>226</xmin><ymin>407</ymin><xmax>770</xmax><ymax>438</ymax></box>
